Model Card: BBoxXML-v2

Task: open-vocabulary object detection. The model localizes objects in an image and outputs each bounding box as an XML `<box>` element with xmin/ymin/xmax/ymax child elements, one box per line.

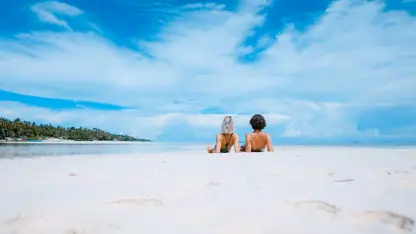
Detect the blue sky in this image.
<box><xmin>0</xmin><ymin>0</ymin><xmax>415</xmax><ymax>143</ymax></box>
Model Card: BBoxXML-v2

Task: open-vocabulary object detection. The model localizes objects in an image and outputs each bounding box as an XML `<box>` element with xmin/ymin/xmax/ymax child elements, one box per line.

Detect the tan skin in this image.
<box><xmin>207</xmin><ymin>133</ymin><xmax>241</xmax><ymax>153</ymax></box>
<box><xmin>244</xmin><ymin>129</ymin><xmax>274</xmax><ymax>152</ymax></box>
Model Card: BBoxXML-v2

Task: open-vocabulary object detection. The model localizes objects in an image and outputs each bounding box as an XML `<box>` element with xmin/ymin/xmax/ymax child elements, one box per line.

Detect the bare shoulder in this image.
<box><xmin>216</xmin><ymin>133</ymin><xmax>223</xmax><ymax>139</ymax></box>
<box><xmin>264</xmin><ymin>132</ymin><xmax>272</xmax><ymax>139</ymax></box>
<box><xmin>231</xmin><ymin>133</ymin><xmax>239</xmax><ymax>139</ymax></box>
<box><xmin>245</xmin><ymin>132</ymin><xmax>251</xmax><ymax>138</ymax></box>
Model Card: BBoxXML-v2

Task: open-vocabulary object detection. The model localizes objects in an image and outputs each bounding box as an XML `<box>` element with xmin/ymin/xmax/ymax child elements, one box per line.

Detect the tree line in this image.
<box><xmin>0</xmin><ymin>117</ymin><xmax>151</xmax><ymax>142</ymax></box>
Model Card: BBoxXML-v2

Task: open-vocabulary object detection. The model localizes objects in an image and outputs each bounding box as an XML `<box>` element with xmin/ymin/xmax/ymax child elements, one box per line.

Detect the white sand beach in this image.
<box><xmin>1</xmin><ymin>147</ymin><xmax>416</xmax><ymax>234</ymax></box>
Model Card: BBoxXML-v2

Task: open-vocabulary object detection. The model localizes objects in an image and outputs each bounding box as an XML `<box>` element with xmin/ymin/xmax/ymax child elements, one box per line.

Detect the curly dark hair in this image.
<box><xmin>249</xmin><ymin>114</ymin><xmax>266</xmax><ymax>130</ymax></box>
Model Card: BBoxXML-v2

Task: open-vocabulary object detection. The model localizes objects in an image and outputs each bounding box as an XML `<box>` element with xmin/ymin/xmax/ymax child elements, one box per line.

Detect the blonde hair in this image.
<box><xmin>221</xmin><ymin>116</ymin><xmax>235</xmax><ymax>134</ymax></box>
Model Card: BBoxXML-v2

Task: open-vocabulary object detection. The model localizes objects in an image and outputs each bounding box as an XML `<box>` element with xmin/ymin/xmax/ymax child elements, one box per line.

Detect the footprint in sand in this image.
<box><xmin>66</xmin><ymin>229</ymin><xmax>81</xmax><ymax>234</ymax></box>
<box><xmin>333</xmin><ymin>179</ymin><xmax>354</xmax><ymax>183</ymax></box>
<box><xmin>1</xmin><ymin>213</ymin><xmax>35</xmax><ymax>234</ymax></box>
<box><xmin>107</xmin><ymin>198</ymin><xmax>165</xmax><ymax>206</ymax></box>
<box><xmin>207</xmin><ymin>181</ymin><xmax>221</xmax><ymax>187</ymax></box>
<box><xmin>289</xmin><ymin>200</ymin><xmax>341</xmax><ymax>217</ymax></box>
<box><xmin>2</xmin><ymin>213</ymin><xmax>24</xmax><ymax>225</ymax></box>
<box><xmin>388</xmin><ymin>168</ymin><xmax>416</xmax><ymax>176</ymax></box>
<box><xmin>352</xmin><ymin>211</ymin><xmax>414</xmax><ymax>232</ymax></box>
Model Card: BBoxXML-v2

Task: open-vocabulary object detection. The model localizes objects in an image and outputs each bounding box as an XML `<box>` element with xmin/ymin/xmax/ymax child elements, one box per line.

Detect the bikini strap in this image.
<box><xmin>222</xmin><ymin>133</ymin><xmax>233</xmax><ymax>147</ymax></box>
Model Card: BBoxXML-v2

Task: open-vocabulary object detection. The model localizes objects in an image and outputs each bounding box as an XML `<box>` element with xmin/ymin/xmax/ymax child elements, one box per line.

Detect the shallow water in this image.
<box><xmin>0</xmin><ymin>142</ymin><xmax>203</xmax><ymax>159</ymax></box>
<box><xmin>1</xmin><ymin>141</ymin><xmax>414</xmax><ymax>159</ymax></box>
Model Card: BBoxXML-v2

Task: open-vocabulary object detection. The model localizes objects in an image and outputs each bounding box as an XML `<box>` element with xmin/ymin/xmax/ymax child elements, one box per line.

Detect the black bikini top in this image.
<box><xmin>251</xmin><ymin>148</ymin><xmax>263</xmax><ymax>152</ymax></box>
<box><xmin>251</xmin><ymin>131</ymin><xmax>264</xmax><ymax>152</ymax></box>
<box><xmin>220</xmin><ymin>133</ymin><xmax>233</xmax><ymax>153</ymax></box>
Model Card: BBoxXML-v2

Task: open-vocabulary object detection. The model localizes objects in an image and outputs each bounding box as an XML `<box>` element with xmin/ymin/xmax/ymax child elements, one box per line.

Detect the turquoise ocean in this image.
<box><xmin>1</xmin><ymin>141</ymin><xmax>415</xmax><ymax>159</ymax></box>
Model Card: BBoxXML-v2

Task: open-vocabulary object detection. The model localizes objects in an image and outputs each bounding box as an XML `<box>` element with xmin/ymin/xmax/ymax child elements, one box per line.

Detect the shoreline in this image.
<box><xmin>0</xmin><ymin>139</ymin><xmax>152</xmax><ymax>145</ymax></box>
<box><xmin>1</xmin><ymin>140</ymin><xmax>415</xmax><ymax>148</ymax></box>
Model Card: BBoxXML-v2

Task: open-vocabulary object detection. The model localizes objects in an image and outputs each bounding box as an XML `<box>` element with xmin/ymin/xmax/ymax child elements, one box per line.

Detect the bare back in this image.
<box><xmin>207</xmin><ymin>133</ymin><xmax>240</xmax><ymax>153</ymax></box>
<box><xmin>244</xmin><ymin>132</ymin><xmax>274</xmax><ymax>152</ymax></box>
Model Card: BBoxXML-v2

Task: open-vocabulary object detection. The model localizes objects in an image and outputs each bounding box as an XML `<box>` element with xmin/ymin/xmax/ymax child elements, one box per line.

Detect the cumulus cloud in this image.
<box><xmin>0</xmin><ymin>0</ymin><xmax>415</xmax><ymax>140</ymax></box>
<box><xmin>30</xmin><ymin>1</ymin><xmax>83</xmax><ymax>31</ymax></box>
<box><xmin>0</xmin><ymin>101</ymin><xmax>290</xmax><ymax>141</ymax></box>
<box><xmin>2</xmin><ymin>100</ymin><xmax>412</xmax><ymax>141</ymax></box>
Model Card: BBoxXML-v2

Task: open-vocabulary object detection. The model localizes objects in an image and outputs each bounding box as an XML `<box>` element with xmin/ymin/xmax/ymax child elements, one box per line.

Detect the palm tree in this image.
<box><xmin>0</xmin><ymin>117</ymin><xmax>150</xmax><ymax>142</ymax></box>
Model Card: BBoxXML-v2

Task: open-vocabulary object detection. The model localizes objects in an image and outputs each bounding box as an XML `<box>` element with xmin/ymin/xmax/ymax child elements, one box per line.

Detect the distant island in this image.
<box><xmin>0</xmin><ymin>117</ymin><xmax>151</xmax><ymax>142</ymax></box>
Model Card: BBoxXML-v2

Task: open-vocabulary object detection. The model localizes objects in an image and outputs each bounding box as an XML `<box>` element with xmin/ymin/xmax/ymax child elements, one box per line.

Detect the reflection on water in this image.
<box><xmin>0</xmin><ymin>142</ymin><xmax>203</xmax><ymax>159</ymax></box>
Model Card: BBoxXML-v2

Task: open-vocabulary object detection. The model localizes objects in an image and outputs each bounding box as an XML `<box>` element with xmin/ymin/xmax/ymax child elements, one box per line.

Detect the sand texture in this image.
<box><xmin>1</xmin><ymin>147</ymin><xmax>416</xmax><ymax>234</ymax></box>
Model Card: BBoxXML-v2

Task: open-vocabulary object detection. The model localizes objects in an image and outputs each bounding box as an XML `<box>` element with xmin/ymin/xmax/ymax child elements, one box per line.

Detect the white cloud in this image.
<box><xmin>0</xmin><ymin>101</ymin><xmax>290</xmax><ymax>140</ymax></box>
<box><xmin>267</xmin><ymin>0</ymin><xmax>416</xmax><ymax>104</ymax></box>
<box><xmin>31</xmin><ymin>1</ymin><xmax>83</xmax><ymax>31</ymax></box>
<box><xmin>1</xmin><ymin>0</ymin><xmax>416</xmax><ymax>139</ymax></box>
<box><xmin>2</xmin><ymin>99</ymin><xmax>403</xmax><ymax>141</ymax></box>
<box><xmin>182</xmin><ymin>3</ymin><xmax>226</xmax><ymax>11</ymax></box>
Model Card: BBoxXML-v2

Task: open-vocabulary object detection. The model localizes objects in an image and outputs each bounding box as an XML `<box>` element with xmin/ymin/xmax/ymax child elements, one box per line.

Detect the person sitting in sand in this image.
<box><xmin>207</xmin><ymin>116</ymin><xmax>241</xmax><ymax>153</ymax></box>
<box><xmin>241</xmin><ymin>114</ymin><xmax>274</xmax><ymax>152</ymax></box>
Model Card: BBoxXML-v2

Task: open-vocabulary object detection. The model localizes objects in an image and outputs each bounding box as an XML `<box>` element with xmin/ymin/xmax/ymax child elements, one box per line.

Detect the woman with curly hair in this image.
<box><xmin>207</xmin><ymin>116</ymin><xmax>241</xmax><ymax>153</ymax></box>
<box><xmin>242</xmin><ymin>114</ymin><xmax>274</xmax><ymax>152</ymax></box>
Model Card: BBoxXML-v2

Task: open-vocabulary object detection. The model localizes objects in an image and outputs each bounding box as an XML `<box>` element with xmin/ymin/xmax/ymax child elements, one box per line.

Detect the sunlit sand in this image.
<box><xmin>1</xmin><ymin>147</ymin><xmax>415</xmax><ymax>234</ymax></box>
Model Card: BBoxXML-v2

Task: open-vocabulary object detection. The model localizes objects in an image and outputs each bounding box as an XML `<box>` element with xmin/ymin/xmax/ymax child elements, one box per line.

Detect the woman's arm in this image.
<box><xmin>214</xmin><ymin>134</ymin><xmax>222</xmax><ymax>153</ymax></box>
<box><xmin>244</xmin><ymin>133</ymin><xmax>252</xmax><ymax>152</ymax></box>
<box><xmin>233</xmin><ymin>134</ymin><xmax>241</xmax><ymax>153</ymax></box>
<box><xmin>266</xmin><ymin>133</ymin><xmax>274</xmax><ymax>152</ymax></box>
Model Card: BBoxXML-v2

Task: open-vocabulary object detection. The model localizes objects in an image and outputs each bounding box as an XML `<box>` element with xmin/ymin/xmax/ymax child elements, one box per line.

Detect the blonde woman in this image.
<box><xmin>207</xmin><ymin>116</ymin><xmax>241</xmax><ymax>153</ymax></box>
